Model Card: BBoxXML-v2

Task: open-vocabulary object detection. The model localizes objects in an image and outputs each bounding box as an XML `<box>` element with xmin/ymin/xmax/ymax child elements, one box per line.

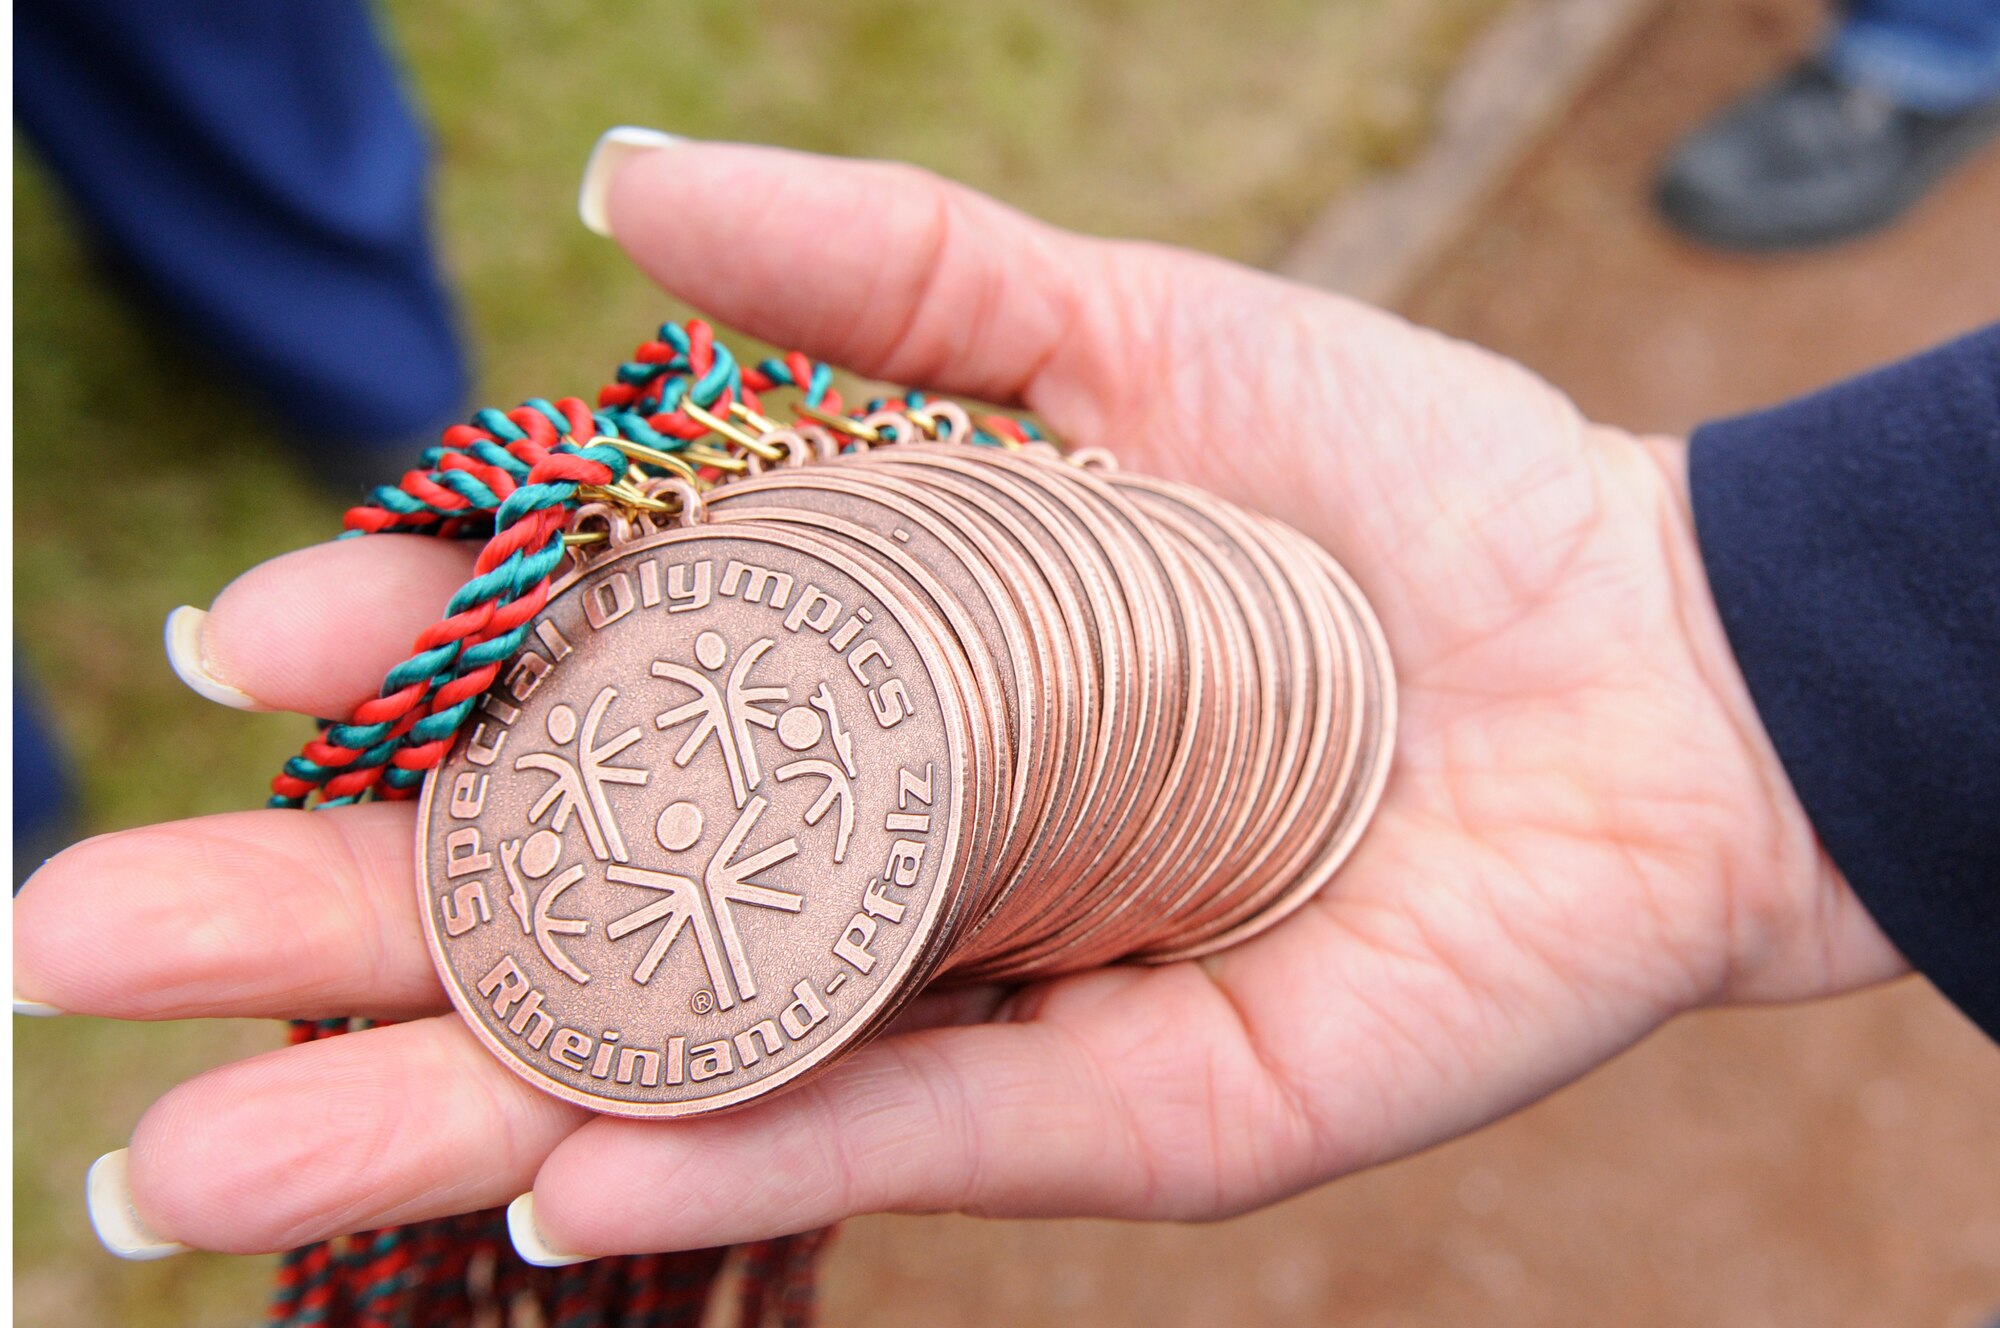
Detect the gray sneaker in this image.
<box><xmin>1656</xmin><ymin>60</ymin><xmax>2000</xmax><ymax>252</ymax></box>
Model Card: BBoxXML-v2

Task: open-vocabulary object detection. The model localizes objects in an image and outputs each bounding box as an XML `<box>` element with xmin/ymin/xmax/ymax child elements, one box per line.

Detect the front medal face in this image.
<box><xmin>417</xmin><ymin>523</ymin><xmax>972</xmax><ymax>1116</ymax></box>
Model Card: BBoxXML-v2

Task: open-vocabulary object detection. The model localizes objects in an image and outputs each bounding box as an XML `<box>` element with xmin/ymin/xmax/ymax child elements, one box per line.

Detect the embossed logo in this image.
<box><xmin>418</xmin><ymin>527</ymin><xmax>966</xmax><ymax>1117</ymax></box>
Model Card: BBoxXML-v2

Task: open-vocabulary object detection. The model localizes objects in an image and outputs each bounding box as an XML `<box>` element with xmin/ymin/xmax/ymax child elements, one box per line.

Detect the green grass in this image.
<box><xmin>13</xmin><ymin>2</ymin><xmax>1504</xmax><ymax>1322</ymax></box>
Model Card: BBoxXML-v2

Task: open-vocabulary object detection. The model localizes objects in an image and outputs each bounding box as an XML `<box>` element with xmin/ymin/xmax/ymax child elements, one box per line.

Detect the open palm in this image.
<box><xmin>14</xmin><ymin>142</ymin><xmax>1904</xmax><ymax>1259</ymax></box>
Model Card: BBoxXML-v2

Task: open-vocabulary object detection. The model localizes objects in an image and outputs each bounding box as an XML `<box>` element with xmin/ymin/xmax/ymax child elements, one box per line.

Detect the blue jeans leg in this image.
<box><xmin>14</xmin><ymin>0</ymin><xmax>468</xmax><ymax>450</ymax></box>
<box><xmin>1828</xmin><ymin>0</ymin><xmax>2000</xmax><ymax>112</ymax></box>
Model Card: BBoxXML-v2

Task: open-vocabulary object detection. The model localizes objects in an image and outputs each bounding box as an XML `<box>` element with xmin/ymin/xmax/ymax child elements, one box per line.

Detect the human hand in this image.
<box><xmin>14</xmin><ymin>140</ymin><xmax>1905</xmax><ymax>1261</ymax></box>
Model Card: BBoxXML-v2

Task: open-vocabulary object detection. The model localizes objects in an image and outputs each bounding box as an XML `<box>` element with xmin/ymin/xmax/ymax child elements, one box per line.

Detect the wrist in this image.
<box><xmin>1632</xmin><ymin>433</ymin><xmax>1905</xmax><ymax>1003</ymax></box>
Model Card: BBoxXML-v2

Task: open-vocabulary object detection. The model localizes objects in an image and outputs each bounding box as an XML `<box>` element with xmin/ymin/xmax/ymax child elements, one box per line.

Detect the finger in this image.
<box><xmin>599</xmin><ymin>139</ymin><xmax>1146</xmax><ymax>429</ymax></box>
<box><xmin>172</xmin><ymin>536</ymin><xmax>475</xmax><ymax>716</ymax></box>
<box><xmin>14</xmin><ymin>803</ymin><xmax>445</xmax><ymax>1021</ymax></box>
<box><xmin>123</xmin><ymin>1016</ymin><xmax>586</xmax><ymax>1253</ymax></box>
<box><xmin>523</xmin><ymin>965</ymin><xmax>1322</xmax><ymax>1256</ymax></box>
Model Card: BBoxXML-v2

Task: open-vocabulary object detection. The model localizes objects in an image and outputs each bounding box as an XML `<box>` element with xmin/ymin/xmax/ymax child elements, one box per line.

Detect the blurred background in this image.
<box><xmin>13</xmin><ymin>0</ymin><xmax>2000</xmax><ymax>1324</ymax></box>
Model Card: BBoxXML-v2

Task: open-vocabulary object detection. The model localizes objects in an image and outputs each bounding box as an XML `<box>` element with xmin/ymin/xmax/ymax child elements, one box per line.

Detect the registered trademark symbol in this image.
<box><xmin>690</xmin><ymin>989</ymin><xmax>716</xmax><ymax>1015</ymax></box>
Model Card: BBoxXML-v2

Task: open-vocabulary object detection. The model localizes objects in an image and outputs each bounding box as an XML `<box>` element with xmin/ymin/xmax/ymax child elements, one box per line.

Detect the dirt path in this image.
<box><xmin>1405</xmin><ymin>0</ymin><xmax>2000</xmax><ymax>432</ymax></box>
<box><xmin>819</xmin><ymin>1</ymin><xmax>2000</xmax><ymax>1324</ymax></box>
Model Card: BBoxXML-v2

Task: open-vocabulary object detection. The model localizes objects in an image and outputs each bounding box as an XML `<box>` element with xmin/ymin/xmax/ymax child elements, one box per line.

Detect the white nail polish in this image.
<box><xmin>507</xmin><ymin>1192</ymin><xmax>594</xmax><ymax>1267</ymax></box>
<box><xmin>579</xmin><ymin>126</ymin><xmax>681</xmax><ymax>237</ymax></box>
<box><xmin>14</xmin><ymin>994</ymin><xmax>64</xmax><ymax>1017</ymax></box>
<box><xmin>163</xmin><ymin>606</ymin><xmax>268</xmax><ymax>712</ymax></box>
<box><xmin>87</xmin><ymin>1150</ymin><xmax>190</xmax><ymax>1261</ymax></box>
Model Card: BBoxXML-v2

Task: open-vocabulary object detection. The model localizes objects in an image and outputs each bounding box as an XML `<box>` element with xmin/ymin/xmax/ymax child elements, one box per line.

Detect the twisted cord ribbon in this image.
<box><xmin>271</xmin><ymin>319</ymin><xmax>1039</xmax><ymax>811</ymax></box>
<box><xmin>272</xmin><ymin>421</ymin><xmax>623</xmax><ymax>807</ymax></box>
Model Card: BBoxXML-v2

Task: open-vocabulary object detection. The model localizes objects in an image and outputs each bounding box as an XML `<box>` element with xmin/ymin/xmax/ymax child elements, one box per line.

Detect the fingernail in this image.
<box><xmin>87</xmin><ymin>1150</ymin><xmax>189</xmax><ymax>1261</ymax></box>
<box><xmin>14</xmin><ymin>993</ymin><xmax>65</xmax><ymax>1017</ymax></box>
<box><xmin>164</xmin><ymin>606</ymin><xmax>268</xmax><ymax>712</ymax></box>
<box><xmin>579</xmin><ymin>126</ymin><xmax>681</xmax><ymax>237</ymax></box>
<box><xmin>507</xmin><ymin>1192</ymin><xmax>594</xmax><ymax>1267</ymax></box>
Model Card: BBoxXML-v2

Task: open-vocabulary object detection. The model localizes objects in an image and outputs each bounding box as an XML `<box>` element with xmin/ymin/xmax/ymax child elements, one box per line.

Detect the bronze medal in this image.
<box><xmin>854</xmin><ymin>448</ymin><xmax>1138</xmax><ymax>964</ymax></box>
<box><xmin>418</xmin><ymin>523</ymin><xmax>978</xmax><ymax>1116</ymax></box>
<box><xmin>1118</xmin><ymin>479</ymin><xmax>1293</xmax><ymax>918</ymax></box>
<box><xmin>1030</xmin><ymin>488</ymin><xmax>1255</xmax><ymax>970</ymax></box>
<box><xmin>995</xmin><ymin>451</ymin><xmax>1187</xmax><ymax>925</ymax></box>
<box><xmin>1111</xmin><ymin>475</ymin><xmax>1319</xmax><ymax>949</ymax></box>
<box><xmin>1181</xmin><ymin>525</ymin><xmax>1395</xmax><ymax>951</ymax></box>
<box><xmin>991</xmin><ymin>518</ymin><xmax>1232</xmax><ymax>975</ymax></box>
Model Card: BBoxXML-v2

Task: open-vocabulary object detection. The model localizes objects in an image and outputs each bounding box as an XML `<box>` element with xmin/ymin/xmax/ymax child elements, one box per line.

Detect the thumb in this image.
<box><xmin>588</xmin><ymin>135</ymin><xmax>1135</xmax><ymax>428</ymax></box>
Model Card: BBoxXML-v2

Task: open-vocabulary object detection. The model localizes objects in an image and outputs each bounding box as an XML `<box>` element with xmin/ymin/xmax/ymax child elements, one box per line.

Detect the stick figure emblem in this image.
<box><xmin>514</xmin><ymin>686</ymin><xmax>648</xmax><ymax>862</ymax></box>
<box><xmin>652</xmin><ymin>631</ymin><xmax>788</xmax><ymax>808</ymax></box>
<box><xmin>605</xmin><ymin>795</ymin><xmax>803</xmax><ymax>1006</ymax></box>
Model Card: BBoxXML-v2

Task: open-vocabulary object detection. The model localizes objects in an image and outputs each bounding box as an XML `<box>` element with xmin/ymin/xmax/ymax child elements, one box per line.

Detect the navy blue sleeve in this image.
<box><xmin>1690</xmin><ymin>324</ymin><xmax>2000</xmax><ymax>1041</ymax></box>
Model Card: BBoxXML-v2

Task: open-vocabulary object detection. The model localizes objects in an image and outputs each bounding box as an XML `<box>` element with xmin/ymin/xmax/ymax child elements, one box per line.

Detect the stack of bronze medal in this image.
<box><xmin>418</xmin><ymin>405</ymin><xmax>1393</xmax><ymax>1118</ymax></box>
